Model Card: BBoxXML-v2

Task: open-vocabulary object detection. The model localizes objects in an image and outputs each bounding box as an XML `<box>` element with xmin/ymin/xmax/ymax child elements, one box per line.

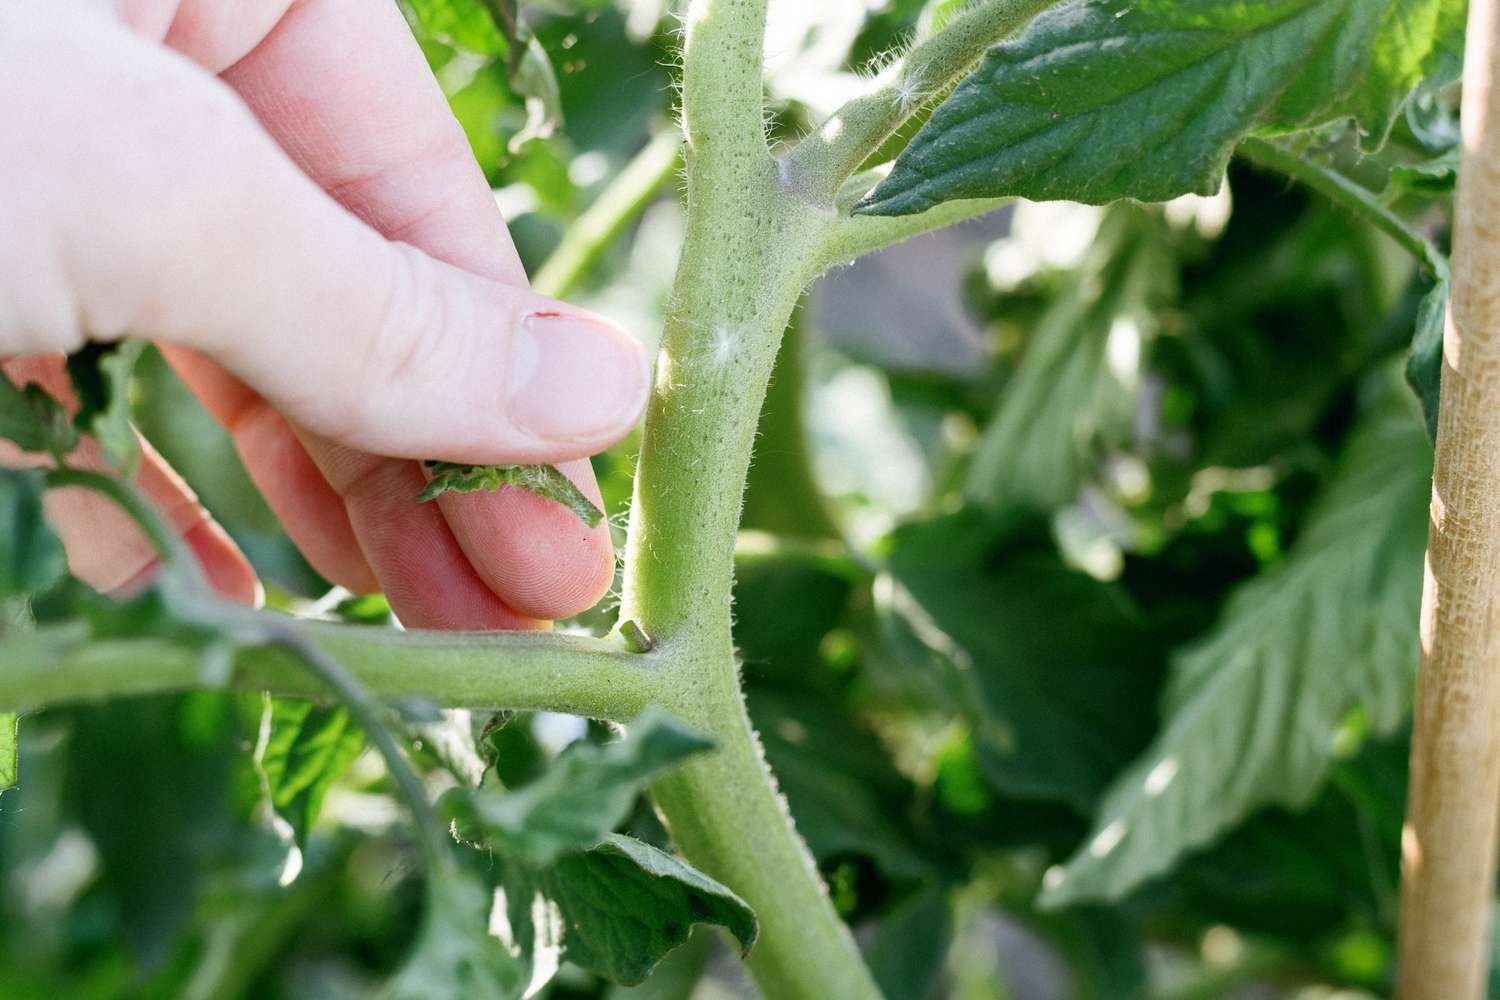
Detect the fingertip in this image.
<box><xmin>502</xmin><ymin>306</ymin><xmax>651</xmax><ymax>459</ymax></box>
<box><xmin>184</xmin><ymin>519</ymin><xmax>263</xmax><ymax>607</ymax></box>
<box><xmin>438</xmin><ymin>458</ymin><xmax>619</xmax><ymax>620</ymax></box>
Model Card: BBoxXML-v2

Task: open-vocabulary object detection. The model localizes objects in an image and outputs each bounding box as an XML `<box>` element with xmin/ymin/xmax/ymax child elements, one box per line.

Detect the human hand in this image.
<box><xmin>0</xmin><ymin>0</ymin><xmax>650</xmax><ymax>629</ymax></box>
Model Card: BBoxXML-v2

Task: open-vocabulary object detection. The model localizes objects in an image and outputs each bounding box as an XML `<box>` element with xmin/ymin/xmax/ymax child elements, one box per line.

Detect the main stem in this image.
<box><xmin>1397</xmin><ymin>0</ymin><xmax>1500</xmax><ymax>995</ymax></box>
<box><xmin>615</xmin><ymin>2</ymin><xmax>879</xmax><ymax>997</ymax></box>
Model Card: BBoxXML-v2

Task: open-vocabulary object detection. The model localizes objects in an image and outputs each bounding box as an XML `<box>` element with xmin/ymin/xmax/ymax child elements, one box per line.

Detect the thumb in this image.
<box><xmin>0</xmin><ymin>5</ymin><xmax>649</xmax><ymax>464</ymax></box>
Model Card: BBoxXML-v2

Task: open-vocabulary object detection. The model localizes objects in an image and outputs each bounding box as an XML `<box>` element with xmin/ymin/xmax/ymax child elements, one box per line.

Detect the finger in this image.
<box><xmin>432</xmin><ymin>458</ymin><xmax>619</xmax><ymax>620</ymax></box>
<box><xmin>296</xmin><ymin>435</ymin><xmax>547</xmax><ymax>632</ymax></box>
<box><xmin>163</xmin><ymin>346</ymin><xmax>565</xmax><ymax>625</ymax></box>
<box><xmin>198</xmin><ymin>0</ymin><xmax>619</xmax><ymax>617</ymax></box>
<box><xmin>0</xmin><ymin>356</ymin><xmax>259</xmax><ymax>604</ymax></box>
<box><xmin>50</xmin><ymin>438</ymin><xmax>261</xmax><ymax>605</ymax></box>
<box><xmin>205</xmin><ymin>0</ymin><xmax>526</xmax><ymax>282</ymax></box>
<box><xmin>0</xmin><ymin>5</ymin><xmax>648</xmax><ymax>465</ymax></box>
<box><xmin>158</xmin><ymin>344</ymin><xmax>380</xmax><ymax>595</ymax></box>
<box><xmin>164</xmin><ymin>342</ymin><xmax>616</xmax><ymax>618</ymax></box>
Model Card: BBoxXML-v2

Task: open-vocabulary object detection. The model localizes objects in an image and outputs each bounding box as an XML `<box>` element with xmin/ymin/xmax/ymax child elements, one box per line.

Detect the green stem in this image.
<box><xmin>38</xmin><ymin>467</ymin><xmax>455</xmax><ymax>875</ymax></box>
<box><xmin>614</xmin><ymin>1</ymin><xmax>881</xmax><ymax>997</ymax></box>
<box><xmin>818</xmin><ymin>193</ymin><xmax>1009</xmax><ymax>268</ymax></box>
<box><xmin>532</xmin><ymin>128</ymin><xmax>682</xmax><ymax>299</ymax></box>
<box><xmin>651</xmin><ymin>655</ymin><xmax>881</xmax><ymax>999</ymax></box>
<box><xmin>779</xmin><ymin>0</ymin><xmax>1057</xmax><ymax>206</ymax></box>
<box><xmin>0</xmin><ymin>622</ymin><xmax>661</xmax><ymax>721</ymax></box>
<box><xmin>254</xmin><ymin>617</ymin><xmax>451</xmax><ymax>869</ymax></box>
<box><xmin>1239</xmin><ymin>137</ymin><xmax>1450</xmax><ymax>280</ymax></box>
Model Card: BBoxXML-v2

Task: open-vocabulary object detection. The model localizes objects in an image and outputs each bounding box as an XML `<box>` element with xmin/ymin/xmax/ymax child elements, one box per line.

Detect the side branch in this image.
<box><xmin>778</xmin><ymin>0</ymin><xmax>1055</xmax><ymax>206</ymax></box>
<box><xmin>1397</xmin><ymin>0</ymin><xmax>1500</xmax><ymax>994</ymax></box>
<box><xmin>0</xmin><ymin>622</ymin><xmax>667</xmax><ymax>722</ymax></box>
<box><xmin>533</xmin><ymin>128</ymin><xmax>682</xmax><ymax>299</ymax></box>
<box><xmin>1239</xmin><ymin>138</ymin><xmax>1449</xmax><ymax>280</ymax></box>
<box><xmin>815</xmin><ymin>193</ymin><xmax>1008</xmax><ymax>270</ymax></box>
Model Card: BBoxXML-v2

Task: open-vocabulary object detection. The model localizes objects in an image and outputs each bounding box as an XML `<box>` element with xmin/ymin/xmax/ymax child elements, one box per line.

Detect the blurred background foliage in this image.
<box><xmin>0</xmin><ymin>1</ymin><xmax>1465</xmax><ymax>997</ymax></box>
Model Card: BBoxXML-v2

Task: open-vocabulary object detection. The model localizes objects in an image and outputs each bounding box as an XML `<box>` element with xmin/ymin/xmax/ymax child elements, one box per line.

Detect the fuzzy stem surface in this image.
<box><xmin>616</xmin><ymin>1</ymin><xmax>880</xmax><ymax>997</ymax></box>
<box><xmin>779</xmin><ymin>0</ymin><xmax>1056</xmax><ymax>206</ymax></box>
<box><xmin>0</xmin><ymin>622</ymin><xmax>660</xmax><ymax>721</ymax></box>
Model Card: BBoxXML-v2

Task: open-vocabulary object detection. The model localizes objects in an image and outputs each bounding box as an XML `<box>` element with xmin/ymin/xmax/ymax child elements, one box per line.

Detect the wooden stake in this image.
<box><xmin>1399</xmin><ymin>1</ymin><xmax>1500</xmax><ymax>995</ymax></box>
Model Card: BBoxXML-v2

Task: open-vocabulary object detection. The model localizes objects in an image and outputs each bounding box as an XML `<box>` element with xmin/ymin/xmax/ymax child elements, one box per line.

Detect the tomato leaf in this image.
<box><xmin>0</xmin><ymin>713</ymin><xmax>16</xmax><ymax>791</ymax></box>
<box><xmin>0</xmin><ymin>468</ymin><xmax>67</xmax><ymax>602</ymax></box>
<box><xmin>1406</xmin><ymin>277</ymin><xmax>1449</xmax><ymax>442</ymax></box>
<box><xmin>881</xmin><ymin>511</ymin><xmax>1166</xmax><ymax>810</ymax></box>
<box><xmin>1042</xmin><ymin>381</ymin><xmax>1431</xmax><ymax>906</ymax></box>
<box><xmin>384</xmin><ymin>863</ymin><xmax>529</xmax><ymax>1000</ymax></box>
<box><xmin>402</xmin><ymin>0</ymin><xmax>562</xmax><ymax>148</ymax></box>
<box><xmin>966</xmin><ymin>207</ymin><xmax>1175</xmax><ymax>514</ymax></box>
<box><xmin>445</xmin><ymin>708</ymin><xmax>711</xmax><ymax>867</ymax></box>
<box><xmin>238</xmin><ymin>695</ymin><xmax>366</xmax><ymax>848</ymax></box>
<box><xmin>505</xmin><ymin>834</ymin><xmax>757</xmax><ymax>985</ymax></box>
<box><xmin>66</xmin><ymin>339</ymin><xmax>146</xmax><ymax>474</ymax></box>
<box><xmin>1388</xmin><ymin>146</ymin><xmax>1461</xmax><ymax>195</ymax></box>
<box><xmin>404</xmin><ymin>0</ymin><xmax>509</xmax><ymax>55</ymax></box>
<box><xmin>420</xmin><ymin>462</ymin><xmax>604</xmax><ymax>527</ymax></box>
<box><xmin>0</xmin><ymin>370</ymin><xmax>78</xmax><ymax>459</ymax></box>
<box><xmin>857</xmin><ymin>0</ymin><xmax>1466</xmax><ymax>213</ymax></box>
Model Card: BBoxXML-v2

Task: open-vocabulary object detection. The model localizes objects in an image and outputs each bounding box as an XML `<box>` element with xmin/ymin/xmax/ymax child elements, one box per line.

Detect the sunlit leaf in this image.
<box><xmin>404</xmin><ymin>0</ymin><xmax>509</xmax><ymax>55</ymax></box>
<box><xmin>0</xmin><ymin>714</ymin><xmax>16</xmax><ymax>791</ymax></box>
<box><xmin>384</xmin><ymin>863</ymin><xmax>528</xmax><ymax>1000</ymax></box>
<box><xmin>858</xmin><ymin>0</ymin><xmax>1466</xmax><ymax>213</ymax></box>
<box><xmin>513</xmin><ymin>834</ymin><xmax>757</xmax><ymax>985</ymax></box>
<box><xmin>445</xmin><ymin>708</ymin><xmax>712</xmax><ymax>867</ymax></box>
<box><xmin>966</xmin><ymin>208</ymin><xmax>1175</xmax><ymax>513</ymax></box>
<box><xmin>1043</xmin><ymin>381</ymin><xmax>1431</xmax><ymax>906</ymax></box>
<box><xmin>238</xmin><ymin>696</ymin><xmax>365</xmax><ymax>848</ymax></box>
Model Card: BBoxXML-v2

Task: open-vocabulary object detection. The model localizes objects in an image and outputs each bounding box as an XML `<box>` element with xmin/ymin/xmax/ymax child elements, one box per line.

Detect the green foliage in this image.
<box><xmin>0</xmin><ymin>469</ymin><xmax>66</xmax><ymax>602</ymax></box>
<box><xmin>420</xmin><ymin>461</ymin><xmax>603</xmax><ymax>527</ymax></box>
<box><xmin>1389</xmin><ymin>146</ymin><xmax>1461</xmax><ymax>194</ymax></box>
<box><xmin>0</xmin><ymin>714</ymin><xmax>14</xmax><ymax>791</ymax></box>
<box><xmin>1044</xmin><ymin>383</ymin><xmax>1432</xmax><ymax>905</ymax></box>
<box><xmin>966</xmin><ymin>207</ymin><xmax>1175</xmax><ymax>514</ymax></box>
<box><xmin>513</xmin><ymin>834</ymin><xmax>756</xmax><ymax>983</ymax></box>
<box><xmin>236</xmin><ymin>695</ymin><xmax>366</xmax><ymax>848</ymax></box>
<box><xmin>1406</xmin><ymin>278</ymin><xmax>1449</xmax><ymax>440</ymax></box>
<box><xmin>403</xmin><ymin>0</ymin><xmax>563</xmax><ymax>150</ymax></box>
<box><xmin>446</xmin><ymin>708</ymin><xmax>712</xmax><ymax>867</ymax></box>
<box><xmin>64</xmin><ymin>340</ymin><xmax>145</xmax><ymax>474</ymax></box>
<box><xmin>404</xmin><ymin>0</ymin><xmax>507</xmax><ymax>53</ymax></box>
<box><xmin>385</xmin><ymin>864</ymin><xmax>528</xmax><ymax>1000</ymax></box>
<box><xmin>859</xmin><ymin>0</ymin><xmax>1466</xmax><ymax>212</ymax></box>
<box><xmin>0</xmin><ymin>4</ymin><xmax>1472</xmax><ymax>998</ymax></box>
<box><xmin>0</xmin><ymin>371</ymin><xmax>77</xmax><ymax>459</ymax></box>
<box><xmin>866</xmin><ymin>887</ymin><xmax>952</xmax><ymax>1000</ymax></box>
<box><xmin>429</xmin><ymin>714</ymin><xmax>748</xmax><ymax>992</ymax></box>
<box><xmin>882</xmin><ymin>511</ymin><xmax>1165</xmax><ymax>809</ymax></box>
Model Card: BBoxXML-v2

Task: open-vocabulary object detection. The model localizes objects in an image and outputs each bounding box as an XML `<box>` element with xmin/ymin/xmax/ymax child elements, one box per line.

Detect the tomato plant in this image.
<box><xmin>0</xmin><ymin>1</ymin><xmax>1488</xmax><ymax>998</ymax></box>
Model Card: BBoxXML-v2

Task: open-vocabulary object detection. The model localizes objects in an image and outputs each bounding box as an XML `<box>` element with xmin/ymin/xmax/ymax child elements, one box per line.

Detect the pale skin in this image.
<box><xmin>0</xmin><ymin>0</ymin><xmax>651</xmax><ymax>629</ymax></box>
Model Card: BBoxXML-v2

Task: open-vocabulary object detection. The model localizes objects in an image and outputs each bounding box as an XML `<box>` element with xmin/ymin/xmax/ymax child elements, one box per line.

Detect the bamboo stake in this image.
<box><xmin>1398</xmin><ymin>1</ymin><xmax>1500</xmax><ymax>995</ymax></box>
